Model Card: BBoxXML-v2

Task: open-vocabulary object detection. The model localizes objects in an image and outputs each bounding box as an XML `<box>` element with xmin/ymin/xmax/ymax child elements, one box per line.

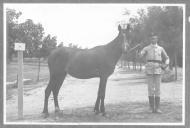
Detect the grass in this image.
<box><xmin>6</xmin><ymin>58</ymin><xmax>49</xmax><ymax>83</ymax></box>
<box><xmin>8</xmin><ymin>102</ymin><xmax>182</xmax><ymax>123</ymax></box>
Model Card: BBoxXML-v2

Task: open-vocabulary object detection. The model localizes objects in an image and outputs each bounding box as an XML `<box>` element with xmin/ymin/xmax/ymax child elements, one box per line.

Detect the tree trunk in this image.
<box><xmin>7</xmin><ymin>42</ymin><xmax>10</xmax><ymax>64</ymax></box>
<box><xmin>174</xmin><ymin>53</ymin><xmax>178</xmax><ymax>81</ymax></box>
<box><xmin>37</xmin><ymin>58</ymin><xmax>41</xmax><ymax>81</ymax></box>
<box><xmin>124</xmin><ymin>60</ymin><xmax>126</xmax><ymax>67</ymax></box>
<box><xmin>120</xmin><ymin>60</ymin><xmax>123</xmax><ymax>68</ymax></box>
<box><xmin>127</xmin><ymin>62</ymin><xmax>130</xmax><ymax>69</ymax></box>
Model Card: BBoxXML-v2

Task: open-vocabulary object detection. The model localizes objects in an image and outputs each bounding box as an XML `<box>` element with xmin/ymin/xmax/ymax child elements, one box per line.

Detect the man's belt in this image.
<box><xmin>147</xmin><ymin>60</ymin><xmax>168</xmax><ymax>70</ymax></box>
<box><xmin>147</xmin><ymin>60</ymin><xmax>162</xmax><ymax>64</ymax></box>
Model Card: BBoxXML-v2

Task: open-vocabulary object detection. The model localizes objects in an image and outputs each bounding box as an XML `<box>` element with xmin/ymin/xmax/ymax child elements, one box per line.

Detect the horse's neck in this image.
<box><xmin>105</xmin><ymin>34</ymin><xmax>123</xmax><ymax>64</ymax></box>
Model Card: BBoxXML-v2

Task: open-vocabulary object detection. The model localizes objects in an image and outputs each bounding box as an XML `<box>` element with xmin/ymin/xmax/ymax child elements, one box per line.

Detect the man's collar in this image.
<box><xmin>150</xmin><ymin>43</ymin><xmax>158</xmax><ymax>47</ymax></box>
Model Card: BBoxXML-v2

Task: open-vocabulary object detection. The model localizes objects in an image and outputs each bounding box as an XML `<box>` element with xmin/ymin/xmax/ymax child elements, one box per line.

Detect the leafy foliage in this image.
<box><xmin>123</xmin><ymin>6</ymin><xmax>183</xmax><ymax>68</ymax></box>
<box><xmin>40</xmin><ymin>34</ymin><xmax>57</xmax><ymax>58</ymax></box>
<box><xmin>6</xmin><ymin>9</ymin><xmax>22</xmax><ymax>62</ymax></box>
<box><xmin>16</xmin><ymin>19</ymin><xmax>45</xmax><ymax>57</ymax></box>
<box><xmin>6</xmin><ymin>8</ymin><xmax>58</xmax><ymax>61</ymax></box>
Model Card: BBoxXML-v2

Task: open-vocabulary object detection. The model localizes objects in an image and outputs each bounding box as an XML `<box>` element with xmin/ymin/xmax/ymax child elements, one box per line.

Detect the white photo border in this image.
<box><xmin>3</xmin><ymin>3</ymin><xmax>186</xmax><ymax>126</ymax></box>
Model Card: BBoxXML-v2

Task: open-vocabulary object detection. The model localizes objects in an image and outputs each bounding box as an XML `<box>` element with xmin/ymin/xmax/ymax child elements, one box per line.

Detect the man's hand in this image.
<box><xmin>161</xmin><ymin>63</ymin><xmax>169</xmax><ymax>70</ymax></box>
<box><xmin>138</xmin><ymin>50</ymin><xmax>143</xmax><ymax>58</ymax></box>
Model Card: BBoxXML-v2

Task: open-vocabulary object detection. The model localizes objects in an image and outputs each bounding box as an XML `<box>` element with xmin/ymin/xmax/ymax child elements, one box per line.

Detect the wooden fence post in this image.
<box><xmin>15</xmin><ymin>42</ymin><xmax>25</xmax><ymax>119</ymax></box>
<box><xmin>18</xmin><ymin>51</ymin><xmax>23</xmax><ymax>119</ymax></box>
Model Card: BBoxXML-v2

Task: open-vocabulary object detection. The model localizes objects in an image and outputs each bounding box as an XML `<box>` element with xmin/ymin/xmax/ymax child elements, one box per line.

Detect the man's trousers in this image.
<box><xmin>147</xmin><ymin>74</ymin><xmax>161</xmax><ymax>97</ymax></box>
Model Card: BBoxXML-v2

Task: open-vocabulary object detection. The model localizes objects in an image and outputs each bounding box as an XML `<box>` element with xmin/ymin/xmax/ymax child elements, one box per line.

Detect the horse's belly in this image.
<box><xmin>67</xmin><ymin>67</ymin><xmax>99</xmax><ymax>79</ymax></box>
<box><xmin>66</xmin><ymin>60</ymin><xmax>100</xmax><ymax>79</ymax></box>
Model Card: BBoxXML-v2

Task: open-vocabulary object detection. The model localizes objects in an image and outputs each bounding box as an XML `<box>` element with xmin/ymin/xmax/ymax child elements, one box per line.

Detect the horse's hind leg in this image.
<box><xmin>42</xmin><ymin>72</ymin><xmax>66</xmax><ymax>118</ymax></box>
<box><xmin>42</xmin><ymin>77</ymin><xmax>54</xmax><ymax>117</ymax></box>
<box><xmin>52</xmin><ymin>72</ymin><xmax>67</xmax><ymax>113</ymax></box>
<box><xmin>94</xmin><ymin>76</ymin><xmax>108</xmax><ymax>115</ymax></box>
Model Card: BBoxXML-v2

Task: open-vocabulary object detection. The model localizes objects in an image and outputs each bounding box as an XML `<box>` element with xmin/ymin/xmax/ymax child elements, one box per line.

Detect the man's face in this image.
<box><xmin>151</xmin><ymin>36</ymin><xmax>158</xmax><ymax>45</ymax></box>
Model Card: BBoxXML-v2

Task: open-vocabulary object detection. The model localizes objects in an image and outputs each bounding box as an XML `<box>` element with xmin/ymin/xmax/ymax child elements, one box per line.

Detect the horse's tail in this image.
<box><xmin>47</xmin><ymin>47</ymin><xmax>69</xmax><ymax>77</ymax></box>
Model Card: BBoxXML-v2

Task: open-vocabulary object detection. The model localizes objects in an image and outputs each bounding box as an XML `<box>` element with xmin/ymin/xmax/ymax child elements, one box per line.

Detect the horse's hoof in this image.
<box><xmin>102</xmin><ymin>112</ymin><xmax>106</xmax><ymax>116</ymax></box>
<box><xmin>55</xmin><ymin>107</ymin><xmax>61</xmax><ymax>113</ymax></box>
<box><xmin>95</xmin><ymin>111</ymin><xmax>100</xmax><ymax>115</ymax></box>
<box><xmin>55</xmin><ymin>115</ymin><xmax>60</xmax><ymax>120</ymax></box>
<box><xmin>42</xmin><ymin>112</ymin><xmax>49</xmax><ymax>118</ymax></box>
<box><xmin>94</xmin><ymin>109</ymin><xmax>100</xmax><ymax>115</ymax></box>
<box><xmin>55</xmin><ymin>110</ymin><xmax>63</xmax><ymax>117</ymax></box>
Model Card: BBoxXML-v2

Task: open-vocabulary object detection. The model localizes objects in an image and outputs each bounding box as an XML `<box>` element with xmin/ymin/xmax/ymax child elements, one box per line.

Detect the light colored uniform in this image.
<box><xmin>141</xmin><ymin>44</ymin><xmax>169</xmax><ymax>96</ymax></box>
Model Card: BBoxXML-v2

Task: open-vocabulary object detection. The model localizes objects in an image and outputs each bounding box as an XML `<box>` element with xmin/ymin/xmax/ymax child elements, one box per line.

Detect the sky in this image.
<box><xmin>5</xmin><ymin>4</ymin><xmax>147</xmax><ymax>48</ymax></box>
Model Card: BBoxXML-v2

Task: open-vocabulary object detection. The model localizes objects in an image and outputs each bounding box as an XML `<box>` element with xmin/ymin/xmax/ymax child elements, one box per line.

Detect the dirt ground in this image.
<box><xmin>5</xmin><ymin>69</ymin><xmax>183</xmax><ymax>123</ymax></box>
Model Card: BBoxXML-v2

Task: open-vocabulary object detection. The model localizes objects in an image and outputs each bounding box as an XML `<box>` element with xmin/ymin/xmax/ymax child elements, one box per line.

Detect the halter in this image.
<box><xmin>119</xmin><ymin>23</ymin><xmax>130</xmax><ymax>52</ymax></box>
<box><xmin>123</xmin><ymin>34</ymin><xmax>129</xmax><ymax>52</ymax></box>
<box><xmin>127</xmin><ymin>43</ymin><xmax>142</xmax><ymax>53</ymax></box>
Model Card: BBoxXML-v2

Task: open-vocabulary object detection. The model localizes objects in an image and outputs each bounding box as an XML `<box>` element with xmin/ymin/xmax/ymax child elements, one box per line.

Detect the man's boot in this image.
<box><xmin>155</xmin><ymin>96</ymin><xmax>162</xmax><ymax>113</ymax></box>
<box><xmin>148</xmin><ymin>96</ymin><xmax>154</xmax><ymax>113</ymax></box>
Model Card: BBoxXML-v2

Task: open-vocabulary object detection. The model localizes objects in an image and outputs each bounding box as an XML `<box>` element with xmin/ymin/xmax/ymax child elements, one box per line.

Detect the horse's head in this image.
<box><xmin>118</xmin><ymin>24</ymin><xmax>130</xmax><ymax>52</ymax></box>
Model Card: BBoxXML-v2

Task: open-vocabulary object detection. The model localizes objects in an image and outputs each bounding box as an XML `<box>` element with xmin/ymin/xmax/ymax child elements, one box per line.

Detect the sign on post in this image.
<box><xmin>15</xmin><ymin>43</ymin><xmax>26</xmax><ymax>51</ymax></box>
<box><xmin>14</xmin><ymin>42</ymin><xmax>25</xmax><ymax>119</ymax></box>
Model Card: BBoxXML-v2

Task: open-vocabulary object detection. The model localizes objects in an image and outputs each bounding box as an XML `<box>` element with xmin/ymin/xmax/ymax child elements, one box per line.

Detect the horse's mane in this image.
<box><xmin>105</xmin><ymin>32</ymin><xmax>121</xmax><ymax>49</ymax></box>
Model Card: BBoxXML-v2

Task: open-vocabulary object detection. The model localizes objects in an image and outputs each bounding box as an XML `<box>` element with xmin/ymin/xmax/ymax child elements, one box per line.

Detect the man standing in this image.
<box><xmin>140</xmin><ymin>33</ymin><xmax>169</xmax><ymax>113</ymax></box>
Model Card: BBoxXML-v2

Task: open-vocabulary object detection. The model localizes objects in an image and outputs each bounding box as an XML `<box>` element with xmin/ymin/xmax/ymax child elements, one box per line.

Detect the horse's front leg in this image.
<box><xmin>94</xmin><ymin>76</ymin><xmax>108</xmax><ymax>115</ymax></box>
<box><xmin>94</xmin><ymin>96</ymin><xmax>100</xmax><ymax>114</ymax></box>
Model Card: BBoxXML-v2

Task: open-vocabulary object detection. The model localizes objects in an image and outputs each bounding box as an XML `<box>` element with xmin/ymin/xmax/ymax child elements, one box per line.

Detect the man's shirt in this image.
<box><xmin>141</xmin><ymin>43</ymin><xmax>169</xmax><ymax>74</ymax></box>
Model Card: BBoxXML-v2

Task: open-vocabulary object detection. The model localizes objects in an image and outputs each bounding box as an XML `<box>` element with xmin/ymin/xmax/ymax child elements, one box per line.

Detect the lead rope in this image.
<box><xmin>127</xmin><ymin>43</ymin><xmax>143</xmax><ymax>53</ymax></box>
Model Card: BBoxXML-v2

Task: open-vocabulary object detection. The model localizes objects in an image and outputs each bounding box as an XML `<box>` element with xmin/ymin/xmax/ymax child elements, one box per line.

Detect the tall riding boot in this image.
<box><xmin>155</xmin><ymin>96</ymin><xmax>162</xmax><ymax>113</ymax></box>
<box><xmin>148</xmin><ymin>96</ymin><xmax>154</xmax><ymax>113</ymax></box>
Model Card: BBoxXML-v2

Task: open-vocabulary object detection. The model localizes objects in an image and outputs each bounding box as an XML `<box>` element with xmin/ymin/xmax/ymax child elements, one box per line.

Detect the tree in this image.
<box><xmin>58</xmin><ymin>42</ymin><xmax>64</xmax><ymax>47</ymax></box>
<box><xmin>6</xmin><ymin>8</ymin><xmax>59</xmax><ymax>81</ymax></box>
<box><xmin>15</xmin><ymin>19</ymin><xmax>45</xmax><ymax>58</ymax></box>
<box><xmin>121</xmin><ymin>9</ymin><xmax>147</xmax><ymax>70</ymax></box>
<box><xmin>144</xmin><ymin>6</ymin><xmax>183</xmax><ymax>80</ymax></box>
<box><xmin>40</xmin><ymin>34</ymin><xmax>57</xmax><ymax>59</ymax></box>
<box><xmin>35</xmin><ymin>34</ymin><xmax>57</xmax><ymax>81</ymax></box>
<box><xmin>6</xmin><ymin>9</ymin><xmax>46</xmax><ymax>60</ymax></box>
<box><xmin>122</xmin><ymin>6</ymin><xmax>183</xmax><ymax>78</ymax></box>
<box><xmin>6</xmin><ymin>8</ymin><xmax>22</xmax><ymax>62</ymax></box>
<box><xmin>68</xmin><ymin>43</ymin><xmax>81</xmax><ymax>49</ymax></box>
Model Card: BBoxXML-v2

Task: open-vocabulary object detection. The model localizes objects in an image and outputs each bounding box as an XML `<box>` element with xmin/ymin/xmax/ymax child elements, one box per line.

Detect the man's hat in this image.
<box><xmin>149</xmin><ymin>32</ymin><xmax>155</xmax><ymax>36</ymax></box>
<box><xmin>149</xmin><ymin>32</ymin><xmax>158</xmax><ymax>39</ymax></box>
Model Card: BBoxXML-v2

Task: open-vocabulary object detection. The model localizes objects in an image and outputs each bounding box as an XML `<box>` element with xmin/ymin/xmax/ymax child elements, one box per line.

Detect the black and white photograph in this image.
<box><xmin>2</xmin><ymin>2</ymin><xmax>187</xmax><ymax>126</ymax></box>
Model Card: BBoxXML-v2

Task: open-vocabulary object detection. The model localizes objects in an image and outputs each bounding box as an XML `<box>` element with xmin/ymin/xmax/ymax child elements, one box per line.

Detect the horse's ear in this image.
<box><xmin>118</xmin><ymin>25</ymin><xmax>122</xmax><ymax>31</ymax></box>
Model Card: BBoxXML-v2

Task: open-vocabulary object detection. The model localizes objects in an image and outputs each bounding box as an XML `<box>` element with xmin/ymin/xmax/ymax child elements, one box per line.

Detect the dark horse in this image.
<box><xmin>42</xmin><ymin>24</ymin><xmax>130</xmax><ymax>117</ymax></box>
